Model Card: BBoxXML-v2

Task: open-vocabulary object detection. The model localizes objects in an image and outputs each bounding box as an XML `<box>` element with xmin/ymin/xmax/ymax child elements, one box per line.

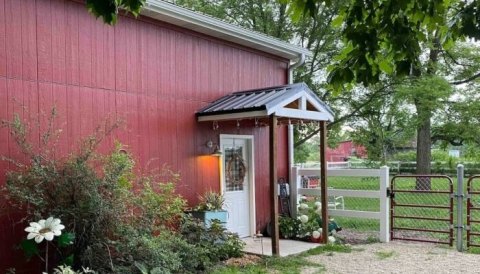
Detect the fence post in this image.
<box><xmin>457</xmin><ymin>164</ymin><xmax>464</xmax><ymax>252</ymax></box>
<box><xmin>290</xmin><ymin>166</ymin><xmax>299</xmax><ymax>218</ymax></box>
<box><xmin>379</xmin><ymin>166</ymin><xmax>390</xmax><ymax>242</ymax></box>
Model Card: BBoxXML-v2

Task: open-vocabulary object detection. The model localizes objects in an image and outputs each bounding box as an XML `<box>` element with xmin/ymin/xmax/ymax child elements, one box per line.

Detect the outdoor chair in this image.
<box><xmin>328</xmin><ymin>190</ymin><xmax>345</xmax><ymax>210</ymax></box>
<box><xmin>303</xmin><ymin>176</ymin><xmax>345</xmax><ymax>210</ymax></box>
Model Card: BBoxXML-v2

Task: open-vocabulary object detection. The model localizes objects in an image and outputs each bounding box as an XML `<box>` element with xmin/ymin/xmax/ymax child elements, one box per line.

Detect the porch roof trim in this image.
<box><xmin>196</xmin><ymin>83</ymin><xmax>334</xmax><ymax>122</ymax></box>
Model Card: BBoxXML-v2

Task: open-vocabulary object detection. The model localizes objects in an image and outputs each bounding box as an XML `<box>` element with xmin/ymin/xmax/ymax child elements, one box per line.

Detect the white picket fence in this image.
<box><xmin>289</xmin><ymin>166</ymin><xmax>390</xmax><ymax>242</ymax></box>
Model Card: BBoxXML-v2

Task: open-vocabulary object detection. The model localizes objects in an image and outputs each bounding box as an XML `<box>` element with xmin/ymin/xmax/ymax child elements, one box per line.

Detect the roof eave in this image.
<box><xmin>143</xmin><ymin>0</ymin><xmax>312</xmax><ymax>60</ymax></box>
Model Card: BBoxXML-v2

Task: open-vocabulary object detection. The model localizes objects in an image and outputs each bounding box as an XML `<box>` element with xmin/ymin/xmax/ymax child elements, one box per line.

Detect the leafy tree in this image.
<box><xmin>434</xmin><ymin>89</ymin><xmax>480</xmax><ymax>147</ymax></box>
<box><xmin>287</xmin><ymin>0</ymin><xmax>480</xmax><ymax>87</ymax></box>
<box><xmin>86</xmin><ymin>0</ymin><xmax>145</xmax><ymax>24</ymax></box>
<box><xmin>285</xmin><ymin>0</ymin><xmax>480</xmax><ymax>181</ymax></box>
<box><xmin>349</xmin><ymin>85</ymin><xmax>416</xmax><ymax>163</ymax></box>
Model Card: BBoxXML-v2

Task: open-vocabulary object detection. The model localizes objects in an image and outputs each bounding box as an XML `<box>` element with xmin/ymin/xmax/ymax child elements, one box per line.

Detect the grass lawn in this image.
<box><xmin>212</xmin><ymin>244</ymin><xmax>351</xmax><ymax>274</ymax></box>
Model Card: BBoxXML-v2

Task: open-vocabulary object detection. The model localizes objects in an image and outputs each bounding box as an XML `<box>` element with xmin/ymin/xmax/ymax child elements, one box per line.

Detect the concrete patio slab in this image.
<box><xmin>242</xmin><ymin>237</ymin><xmax>321</xmax><ymax>257</ymax></box>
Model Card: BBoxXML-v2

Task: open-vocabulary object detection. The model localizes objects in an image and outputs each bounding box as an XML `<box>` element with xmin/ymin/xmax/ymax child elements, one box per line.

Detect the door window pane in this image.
<box><xmin>225</xmin><ymin>146</ymin><xmax>246</xmax><ymax>192</ymax></box>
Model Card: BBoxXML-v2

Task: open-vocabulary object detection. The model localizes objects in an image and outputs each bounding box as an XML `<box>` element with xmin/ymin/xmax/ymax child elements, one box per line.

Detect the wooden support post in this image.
<box><xmin>269</xmin><ymin>115</ymin><xmax>279</xmax><ymax>255</ymax></box>
<box><xmin>320</xmin><ymin>121</ymin><xmax>328</xmax><ymax>243</ymax></box>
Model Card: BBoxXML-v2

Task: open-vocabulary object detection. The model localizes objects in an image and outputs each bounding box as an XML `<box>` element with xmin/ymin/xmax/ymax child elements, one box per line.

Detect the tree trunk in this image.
<box><xmin>414</xmin><ymin>35</ymin><xmax>439</xmax><ymax>190</ymax></box>
<box><xmin>415</xmin><ymin>101</ymin><xmax>432</xmax><ymax>190</ymax></box>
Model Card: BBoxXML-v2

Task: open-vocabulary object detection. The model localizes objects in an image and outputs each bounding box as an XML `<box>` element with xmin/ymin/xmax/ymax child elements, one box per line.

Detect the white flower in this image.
<box><xmin>300</xmin><ymin>196</ymin><xmax>307</xmax><ymax>201</ymax></box>
<box><xmin>328</xmin><ymin>236</ymin><xmax>336</xmax><ymax>243</ymax></box>
<box><xmin>318</xmin><ymin>228</ymin><xmax>323</xmax><ymax>233</ymax></box>
<box><xmin>25</xmin><ymin>217</ymin><xmax>65</xmax><ymax>243</ymax></box>
<box><xmin>314</xmin><ymin>201</ymin><xmax>322</xmax><ymax>208</ymax></box>
<box><xmin>299</xmin><ymin>203</ymin><xmax>309</xmax><ymax>209</ymax></box>
<box><xmin>312</xmin><ymin>231</ymin><xmax>321</xmax><ymax>239</ymax></box>
<box><xmin>299</xmin><ymin>215</ymin><xmax>309</xmax><ymax>223</ymax></box>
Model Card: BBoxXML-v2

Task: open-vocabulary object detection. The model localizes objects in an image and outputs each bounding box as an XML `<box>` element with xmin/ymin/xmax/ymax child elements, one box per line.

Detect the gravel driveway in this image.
<box><xmin>305</xmin><ymin>241</ymin><xmax>480</xmax><ymax>274</ymax></box>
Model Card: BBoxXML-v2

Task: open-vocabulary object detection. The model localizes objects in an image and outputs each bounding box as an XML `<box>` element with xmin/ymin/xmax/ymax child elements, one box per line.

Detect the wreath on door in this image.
<box><xmin>226</xmin><ymin>153</ymin><xmax>247</xmax><ymax>186</ymax></box>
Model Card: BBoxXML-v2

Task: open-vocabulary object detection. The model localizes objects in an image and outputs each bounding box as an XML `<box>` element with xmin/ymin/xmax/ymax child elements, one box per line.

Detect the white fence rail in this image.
<box><xmin>296</xmin><ymin>161</ymin><xmax>401</xmax><ymax>173</ymax></box>
<box><xmin>289</xmin><ymin>166</ymin><xmax>390</xmax><ymax>242</ymax></box>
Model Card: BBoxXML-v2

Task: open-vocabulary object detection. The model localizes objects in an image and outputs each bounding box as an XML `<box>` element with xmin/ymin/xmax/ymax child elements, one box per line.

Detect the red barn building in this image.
<box><xmin>0</xmin><ymin>0</ymin><xmax>335</xmax><ymax>270</ymax></box>
<box><xmin>326</xmin><ymin>140</ymin><xmax>367</xmax><ymax>162</ymax></box>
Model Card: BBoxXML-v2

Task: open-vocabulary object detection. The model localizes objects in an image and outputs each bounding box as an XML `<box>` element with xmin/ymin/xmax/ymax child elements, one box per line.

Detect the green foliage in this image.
<box><xmin>132</xmin><ymin>169</ymin><xmax>186</xmax><ymax>233</ymax></box>
<box><xmin>397</xmin><ymin>76</ymin><xmax>452</xmax><ymax>118</ymax></box>
<box><xmin>57</xmin><ymin>233</ymin><xmax>76</xmax><ymax>248</ymax></box>
<box><xmin>433</xmin><ymin>85</ymin><xmax>480</xmax><ymax>148</ymax></box>
<box><xmin>349</xmin><ymin>85</ymin><xmax>416</xmax><ymax>163</ymax></box>
<box><xmin>279</xmin><ymin>216</ymin><xmax>300</xmax><ymax>239</ymax></box>
<box><xmin>301</xmin><ymin>243</ymin><xmax>351</xmax><ymax>256</ymax></box>
<box><xmin>280</xmin><ymin>200</ymin><xmax>341</xmax><ymax>241</ymax></box>
<box><xmin>85</xmin><ymin>0</ymin><xmax>145</xmax><ymax>25</ymax></box>
<box><xmin>51</xmin><ymin>265</ymin><xmax>96</xmax><ymax>274</ymax></box>
<box><xmin>114</xmin><ymin>231</ymin><xmax>206</xmax><ymax>274</ymax></box>
<box><xmin>286</xmin><ymin>0</ymin><xmax>480</xmax><ymax>88</ymax></box>
<box><xmin>294</xmin><ymin>143</ymin><xmax>311</xmax><ymax>164</ymax></box>
<box><xmin>180</xmin><ymin>216</ymin><xmax>245</xmax><ymax>269</ymax></box>
<box><xmin>391</xmin><ymin>151</ymin><xmax>417</xmax><ymax>162</ymax></box>
<box><xmin>20</xmin><ymin>239</ymin><xmax>39</xmax><ymax>259</ymax></box>
<box><xmin>177</xmin><ymin>0</ymin><xmax>294</xmax><ymax>42</ymax></box>
<box><xmin>1</xmin><ymin>112</ymin><xmax>196</xmax><ymax>272</ymax></box>
<box><xmin>463</xmin><ymin>144</ymin><xmax>480</xmax><ymax>161</ymax></box>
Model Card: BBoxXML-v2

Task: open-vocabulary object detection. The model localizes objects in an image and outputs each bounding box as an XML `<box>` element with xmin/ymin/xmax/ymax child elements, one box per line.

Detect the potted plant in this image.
<box><xmin>191</xmin><ymin>191</ymin><xmax>228</xmax><ymax>227</ymax></box>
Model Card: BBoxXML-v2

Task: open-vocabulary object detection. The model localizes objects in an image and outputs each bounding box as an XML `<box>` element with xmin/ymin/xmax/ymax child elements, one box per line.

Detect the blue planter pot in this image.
<box><xmin>191</xmin><ymin>210</ymin><xmax>228</xmax><ymax>228</ymax></box>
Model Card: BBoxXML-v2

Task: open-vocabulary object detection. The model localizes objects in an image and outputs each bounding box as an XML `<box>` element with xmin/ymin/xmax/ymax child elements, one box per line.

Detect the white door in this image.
<box><xmin>221</xmin><ymin>137</ymin><xmax>252</xmax><ymax>238</ymax></box>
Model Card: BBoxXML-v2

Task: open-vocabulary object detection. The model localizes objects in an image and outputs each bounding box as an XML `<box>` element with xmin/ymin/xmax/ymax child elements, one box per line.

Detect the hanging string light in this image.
<box><xmin>212</xmin><ymin>120</ymin><xmax>219</xmax><ymax>131</ymax></box>
<box><xmin>236</xmin><ymin>120</ymin><xmax>241</xmax><ymax>134</ymax></box>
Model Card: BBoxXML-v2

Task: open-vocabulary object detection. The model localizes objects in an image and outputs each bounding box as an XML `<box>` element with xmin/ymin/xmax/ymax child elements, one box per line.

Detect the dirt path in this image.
<box><xmin>305</xmin><ymin>241</ymin><xmax>480</xmax><ymax>274</ymax></box>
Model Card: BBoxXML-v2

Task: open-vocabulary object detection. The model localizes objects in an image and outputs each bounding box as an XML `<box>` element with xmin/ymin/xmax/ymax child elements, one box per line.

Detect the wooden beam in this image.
<box><xmin>269</xmin><ymin>115</ymin><xmax>279</xmax><ymax>255</ymax></box>
<box><xmin>320</xmin><ymin>121</ymin><xmax>328</xmax><ymax>243</ymax></box>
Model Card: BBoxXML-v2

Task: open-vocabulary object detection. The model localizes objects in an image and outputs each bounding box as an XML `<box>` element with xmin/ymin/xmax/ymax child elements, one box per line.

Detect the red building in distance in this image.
<box><xmin>326</xmin><ymin>140</ymin><xmax>367</xmax><ymax>162</ymax></box>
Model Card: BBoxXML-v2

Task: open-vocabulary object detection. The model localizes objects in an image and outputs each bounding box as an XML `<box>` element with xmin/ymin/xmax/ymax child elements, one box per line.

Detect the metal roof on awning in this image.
<box><xmin>196</xmin><ymin>83</ymin><xmax>334</xmax><ymax>122</ymax></box>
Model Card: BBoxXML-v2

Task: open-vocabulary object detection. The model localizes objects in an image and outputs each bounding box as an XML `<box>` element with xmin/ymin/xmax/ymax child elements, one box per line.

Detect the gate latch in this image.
<box><xmin>386</xmin><ymin>187</ymin><xmax>394</xmax><ymax>198</ymax></box>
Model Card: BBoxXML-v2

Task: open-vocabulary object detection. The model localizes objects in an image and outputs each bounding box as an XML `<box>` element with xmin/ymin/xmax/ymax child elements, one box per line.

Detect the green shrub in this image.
<box><xmin>180</xmin><ymin>215</ymin><xmax>245</xmax><ymax>266</ymax></box>
<box><xmin>2</xmin><ymin>113</ymin><xmax>132</xmax><ymax>270</ymax></box>
<box><xmin>2</xmin><ymin>111</ymin><xmax>243</xmax><ymax>273</ymax></box>
<box><xmin>113</xmin><ymin>230</ymin><xmax>208</xmax><ymax>274</ymax></box>
<box><xmin>1</xmin><ymin>112</ymin><xmax>187</xmax><ymax>272</ymax></box>
<box><xmin>279</xmin><ymin>216</ymin><xmax>300</xmax><ymax>239</ymax></box>
<box><xmin>391</xmin><ymin>151</ymin><xmax>416</xmax><ymax>161</ymax></box>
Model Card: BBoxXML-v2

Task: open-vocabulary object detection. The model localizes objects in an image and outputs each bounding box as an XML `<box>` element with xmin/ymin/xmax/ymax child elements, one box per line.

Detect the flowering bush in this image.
<box><xmin>296</xmin><ymin>199</ymin><xmax>322</xmax><ymax>239</ymax></box>
<box><xmin>279</xmin><ymin>198</ymin><xmax>341</xmax><ymax>243</ymax></box>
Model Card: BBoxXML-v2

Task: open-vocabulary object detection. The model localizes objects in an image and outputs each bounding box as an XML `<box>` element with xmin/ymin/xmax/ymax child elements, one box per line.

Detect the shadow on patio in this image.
<box><xmin>242</xmin><ymin>237</ymin><xmax>321</xmax><ymax>257</ymax></box>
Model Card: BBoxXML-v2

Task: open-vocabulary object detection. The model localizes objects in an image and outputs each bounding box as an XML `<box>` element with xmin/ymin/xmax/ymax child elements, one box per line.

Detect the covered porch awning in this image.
<box><xmin>196</xmin><ymin>83</ymin><xmax>334</xmax><ymax>123</ymax></box>
<box><xmin>196</xmin><ymin>83</ymin><xmax>334</xmax><ymax>255</ymax></box>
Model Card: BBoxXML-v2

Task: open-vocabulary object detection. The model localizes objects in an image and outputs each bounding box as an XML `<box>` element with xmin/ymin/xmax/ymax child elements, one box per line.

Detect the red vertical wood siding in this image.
<box><xmin>0</xmin><ymin>0</ymin><xmax>289</xmax><ymax>271</ymax></box>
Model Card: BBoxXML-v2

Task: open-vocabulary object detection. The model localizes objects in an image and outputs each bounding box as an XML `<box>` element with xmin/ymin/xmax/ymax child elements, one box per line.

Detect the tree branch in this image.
<box><xmin>294</xmin><ymin>84</ymin><xmax>395</xmax><ymax>147</ymax></box>
<box><xmin>451</xmin><ymin>71</ymin><xmax>480</xmax><ymax>85</ymax></box>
